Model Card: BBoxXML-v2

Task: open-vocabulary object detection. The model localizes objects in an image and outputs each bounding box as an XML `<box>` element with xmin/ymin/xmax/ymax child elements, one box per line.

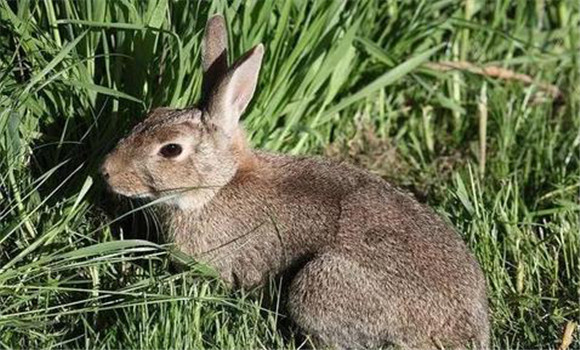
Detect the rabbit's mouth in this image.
<box><xmin>103</xmin><ymin>176</ymin><xmax>155</xmax><ymax>199</ymax></box>
<box><xmin>108</xmin><ymin>187</ymin><xmax>154</xmax><ymax>200</ymax></box>
<box><xmin>101</xmin><ymin>163</ymin><xmax>153</xmax><ymax>199</ymax></box>
<box><xmin>113</xmin><ymin>186</ymin><xmax>194</xmax><ymax>202</ymax></box>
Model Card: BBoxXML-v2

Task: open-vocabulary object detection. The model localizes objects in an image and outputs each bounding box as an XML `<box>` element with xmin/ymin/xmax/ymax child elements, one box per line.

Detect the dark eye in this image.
<box><xmin>159</xmin><ymin>143</ymin><xmax>183</xmax><ymax>158</ymax></box>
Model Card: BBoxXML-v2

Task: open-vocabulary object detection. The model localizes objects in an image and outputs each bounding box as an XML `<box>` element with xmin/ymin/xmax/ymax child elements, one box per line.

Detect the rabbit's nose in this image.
<box><xmin>100</xmin><ymin>159</ymin><xmax>112</xmax><ymax>181</ymax></box>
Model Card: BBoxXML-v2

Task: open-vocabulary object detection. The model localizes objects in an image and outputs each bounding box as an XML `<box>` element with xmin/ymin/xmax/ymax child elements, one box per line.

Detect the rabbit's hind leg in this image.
<box><xmin>286</xmin><ymin>251</ymin><xmax>406</xmax><ymax>350</ymax></box>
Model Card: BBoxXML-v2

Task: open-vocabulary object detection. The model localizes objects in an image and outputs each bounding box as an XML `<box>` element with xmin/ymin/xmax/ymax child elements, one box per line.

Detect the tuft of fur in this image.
<box><xmin>102</xmin><ymin>14</ymin><xmax>490</xmax><ymax>349</ymax></box>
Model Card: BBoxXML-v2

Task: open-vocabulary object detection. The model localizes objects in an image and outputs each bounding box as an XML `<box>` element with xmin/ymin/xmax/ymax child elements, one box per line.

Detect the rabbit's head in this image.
<box><xmin>101</xmin><ymin>15</ymin><xmax>263</xmax><ymax>209</ymax></box>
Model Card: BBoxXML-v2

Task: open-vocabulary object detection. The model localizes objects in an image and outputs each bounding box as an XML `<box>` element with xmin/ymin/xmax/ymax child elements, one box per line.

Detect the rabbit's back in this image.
<box><xmin>329</xmin><ymin>181</ymin><xmax>488</xmax><ymax>347</ymax></box>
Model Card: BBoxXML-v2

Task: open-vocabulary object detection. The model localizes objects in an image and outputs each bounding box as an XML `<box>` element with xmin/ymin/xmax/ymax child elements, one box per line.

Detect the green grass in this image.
<box><xmin>1</xmin><ymin>0</ymin><xmax>579</xmax><ymax>348</ymax></box>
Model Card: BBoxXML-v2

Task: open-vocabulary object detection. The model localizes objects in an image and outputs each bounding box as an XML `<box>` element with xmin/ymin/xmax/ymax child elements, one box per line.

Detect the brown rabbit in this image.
<box><xmin>101</xmin><ymin>14</ymin><xmax>490</xmax><ymax>349</ymax></box>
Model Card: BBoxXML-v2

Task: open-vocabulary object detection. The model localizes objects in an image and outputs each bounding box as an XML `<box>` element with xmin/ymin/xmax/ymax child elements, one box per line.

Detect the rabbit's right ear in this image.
<box><xmin>201</xmin><ymin>14</ymin><xmax>228</xmax><ymax>105</ymax></box>
<box><xmin>205</xmin><ymin>44</ymin><xmax>264</xmax><ymax>137</ymax></box>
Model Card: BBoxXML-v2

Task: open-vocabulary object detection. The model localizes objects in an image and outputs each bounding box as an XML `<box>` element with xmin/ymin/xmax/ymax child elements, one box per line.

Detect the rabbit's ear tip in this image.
<box><xmin>248</xmin><ymin>44</ymin><xmax>264</xmax><ymax>59</ymax></box>
<box><xmin>208</xmin><ymin>14</ymin><xmax>225</xmax><ymax>24</ymax></box>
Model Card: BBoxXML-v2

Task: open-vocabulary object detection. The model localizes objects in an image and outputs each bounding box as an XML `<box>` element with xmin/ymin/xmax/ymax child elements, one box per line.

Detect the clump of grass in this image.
<box><xmin>1</xmin><ymin>0</ymin><xmax>579</xmax><ymax>349</ymax></box>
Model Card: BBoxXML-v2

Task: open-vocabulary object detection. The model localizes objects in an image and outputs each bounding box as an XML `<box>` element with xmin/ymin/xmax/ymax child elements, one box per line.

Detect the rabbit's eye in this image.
<box><xmin>159</xmin><ymin>143</ymin><xmax>183</xmax><ymax>158</ymax></box>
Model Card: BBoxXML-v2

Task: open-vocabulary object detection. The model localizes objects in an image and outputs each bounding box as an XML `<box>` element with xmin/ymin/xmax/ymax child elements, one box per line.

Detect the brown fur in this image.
<box><xmin>101</xmin><ymin>15</ymin><xmax>490</xmax><ymax>349</ymax></box>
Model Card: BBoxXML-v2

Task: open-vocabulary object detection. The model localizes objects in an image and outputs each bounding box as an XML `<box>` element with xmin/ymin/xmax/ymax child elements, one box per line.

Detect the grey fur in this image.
<box><xmin>102</xmin><ymin>14</ymin><xmax>490</xmax><ymax>350</ymax></box>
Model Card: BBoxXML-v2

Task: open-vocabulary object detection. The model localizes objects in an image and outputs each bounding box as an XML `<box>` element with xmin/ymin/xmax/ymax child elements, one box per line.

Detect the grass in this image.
<box><xmin>0</xmin><ymin>0</ymin><xmax>579</xmax><ymax>348</ymax></box>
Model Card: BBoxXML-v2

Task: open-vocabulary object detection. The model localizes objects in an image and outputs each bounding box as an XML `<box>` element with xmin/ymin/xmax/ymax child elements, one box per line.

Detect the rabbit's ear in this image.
<box><xmin>201</xmin><ymin>14</ymin><xmax>228</xmax><ymax>104</ymax></box>
<box><xmin>207</xmin><ymin>44</ymin><xmax>264</xmax><ymax>137</ymax></box>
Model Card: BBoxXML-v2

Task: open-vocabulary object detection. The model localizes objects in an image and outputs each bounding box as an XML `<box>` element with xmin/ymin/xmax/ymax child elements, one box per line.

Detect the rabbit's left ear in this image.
<box><xmin>206</xmin><ymin>44</ymin><xmax>264</xmax><ymax>137</ymax></box>
<box><xmin>201</xmin><ymin>14</ymin><xmax>229</xmax><ymax>105</ymax></box>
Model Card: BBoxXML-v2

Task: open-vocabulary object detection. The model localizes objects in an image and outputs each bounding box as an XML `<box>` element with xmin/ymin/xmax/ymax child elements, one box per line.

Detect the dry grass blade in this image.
<box><xmin>559</xmin><ymin>321</ymin><xmax>577</xmax><ymax>350</ymax></box>
<box><xmin>425</xmin><ymin>61</ymin><xmax>562</xmax><ymax>99</ymax></box>
<box><xmin>478</xmin><ymin>82</ymin><xmax>487</xmax><ymax>178</ymax></box>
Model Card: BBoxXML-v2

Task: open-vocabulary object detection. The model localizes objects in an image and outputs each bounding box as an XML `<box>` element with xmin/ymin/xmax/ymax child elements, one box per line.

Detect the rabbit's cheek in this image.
<box><xmin>146</xmin><ymin>162</ymin><xmax>201</xmax><ymax>194</ymax></box>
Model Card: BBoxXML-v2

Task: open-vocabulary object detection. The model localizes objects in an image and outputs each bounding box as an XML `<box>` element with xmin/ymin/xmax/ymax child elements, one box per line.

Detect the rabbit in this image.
<box><xmin>101</xmin><ymin>14</ymin><xmax>490</xmax><ymax>350</ymax></box>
